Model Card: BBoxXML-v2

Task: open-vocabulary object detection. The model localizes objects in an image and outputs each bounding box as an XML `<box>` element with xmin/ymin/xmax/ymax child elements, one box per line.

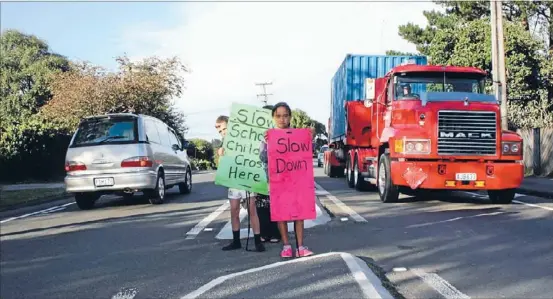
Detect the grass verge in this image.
<box><xmin>0</xmin><ymin>187</ymin><xmax>69</xmax><ymax>210</ymax></box>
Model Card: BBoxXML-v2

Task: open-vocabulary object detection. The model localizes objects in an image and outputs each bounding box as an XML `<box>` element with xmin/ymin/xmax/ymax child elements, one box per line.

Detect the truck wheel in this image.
<box><xmin>354</xmin><ymin>155</ymin><xmax>371</xmax><ymax>191</ymax></box>
<box><xmin>488</xmin><ymin>189</ymin><xmax>515</xmax><ymax>204</ymax></box>
<box><xmin>346</xmin><ymin>157</ymin><xmax>354</xmax><ymax>188</ymax></box>
<box><xmin>378</xmin><ymin>153</ymin><xmax>399</xmax><ymax>203</ymax></box>
<box><xmin>75</xmin><ymin>193</ymin><xmax>99</xmax><ymax>210</ymax></box>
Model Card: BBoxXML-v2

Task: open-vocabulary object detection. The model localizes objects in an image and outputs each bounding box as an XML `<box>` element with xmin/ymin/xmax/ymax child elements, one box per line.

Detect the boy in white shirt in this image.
<box><xmin>215</xmin><ymin>115</ymin><xmax>265</xmax><ymax>252</ymax></box>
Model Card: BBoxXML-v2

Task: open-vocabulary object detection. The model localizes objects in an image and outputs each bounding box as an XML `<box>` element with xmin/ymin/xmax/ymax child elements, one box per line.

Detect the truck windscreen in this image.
<box><xmin>394</xmin><ymin>71</ymin><xmax>486</xmax><ymax>101</ymax></box>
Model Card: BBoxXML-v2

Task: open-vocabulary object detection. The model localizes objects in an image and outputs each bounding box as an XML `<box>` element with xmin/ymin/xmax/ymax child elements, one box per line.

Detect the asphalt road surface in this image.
<box><xmin>1</xmin><ymin>166</ymin><xmax>552</xmax><ymax>299</ymax></box>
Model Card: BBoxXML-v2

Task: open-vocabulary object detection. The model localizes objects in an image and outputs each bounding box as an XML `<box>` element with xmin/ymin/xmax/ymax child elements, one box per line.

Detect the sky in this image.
<box><xmin>1</xmin><ymin>0</ymin><xmax>438</xmax><ymax>141</ymax></box>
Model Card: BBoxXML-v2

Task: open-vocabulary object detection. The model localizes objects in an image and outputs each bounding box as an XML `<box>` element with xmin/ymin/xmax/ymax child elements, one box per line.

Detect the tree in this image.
<box><xmin>188</xmin><ymin>138</ymin><xmax>214</xmax><ymax>161</ymax></box>
<box><xmin>41</xmin><ymin>54</ymin><xmax>189</xmax><ymax>136</ymax></box>
<box><xmin>0</xmin><ymin>29</ymin><xmax>70</xmax><ymax>126</ymax></box>
<box><xmin>396</xmin><ymin>1</ymin><xmax>553</xmax><ymax>128</ymax></box>
<box><xmin>0</xmin><ymin>30</ymin><xmax>73</xmax><ymax>182</ymax></box>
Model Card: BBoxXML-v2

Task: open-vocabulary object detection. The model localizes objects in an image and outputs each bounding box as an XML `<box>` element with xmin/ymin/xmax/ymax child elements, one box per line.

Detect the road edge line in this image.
<box><xmin>314</xmin><ymin>182</ymin><xmax>368</xmax><ymax>222</ymax></box>
<box><xmin>341</xmin><ymin>253</ymin><xmax>394</xmax><ymax>299</ymax></box>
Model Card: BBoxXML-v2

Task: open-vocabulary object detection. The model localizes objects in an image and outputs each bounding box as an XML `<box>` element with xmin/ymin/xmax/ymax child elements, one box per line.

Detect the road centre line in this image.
<box><xmin>185</xmin><ymin>201</ymin><xmax>230</xmax><ymax>240</ymax></box>
<box><xmin>412</xmin><ymin>268</ymin><xmax>470</xmax><ymax>299</ymax></box>
<box><xmin>406</xmin><ymin>211</ymin><xmax>506</xmax><ymax>229</ymax></box>
<box><xmin>314</xmin><ymin>182</ymin><xmax>368</xmax><ymax>222</ymax></box>
<box><xmin>0</xmin><ymin>202</ymin><xmax>75</xmax><ymax>224</ymax></box>
<box><xmin>181</xmin><ymin>252</ymin><xmax>392</xmax><ymax>299</ymax></box>
<box><xmin>463</xmin><ymin>191</ymin><xmax>553</xmax><ymax>212</ymax></box>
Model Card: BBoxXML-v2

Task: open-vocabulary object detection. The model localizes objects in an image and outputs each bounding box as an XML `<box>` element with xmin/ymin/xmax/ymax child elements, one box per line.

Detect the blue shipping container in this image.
<box><xmin>330</xmin><ymin>54</ymin><xmax>428</xmax><ymax>140</ymax></box>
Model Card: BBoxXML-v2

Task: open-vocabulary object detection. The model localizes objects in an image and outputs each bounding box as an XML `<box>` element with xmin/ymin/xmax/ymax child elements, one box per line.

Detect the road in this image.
<box><xmin>1</xmin><ymin>166</ymin><xmax>552</xmax><ymax>299</ymax></box>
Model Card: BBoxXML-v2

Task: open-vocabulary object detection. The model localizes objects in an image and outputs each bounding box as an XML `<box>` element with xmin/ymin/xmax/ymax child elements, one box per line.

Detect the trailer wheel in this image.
<box><xmin>488</xmin><ymin>189</ymin><xmax>515</xmax><ymax>204</ymax></box>
<box><xmin>346</xmin><ymin>157</ymin><xmax>354</xmax><ymax>188</ymax></box>
<box><xmin>378</xmin><ymin>153</ymin><xmax>399</xmax><ymax>203</ymax></box>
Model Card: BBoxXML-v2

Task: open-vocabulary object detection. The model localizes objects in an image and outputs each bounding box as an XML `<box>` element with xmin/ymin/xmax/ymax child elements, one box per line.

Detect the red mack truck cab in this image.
<box><xmin>324</xmin><ymin>54</ymin><xmax>524</xmax><ymax>204</ymax></box>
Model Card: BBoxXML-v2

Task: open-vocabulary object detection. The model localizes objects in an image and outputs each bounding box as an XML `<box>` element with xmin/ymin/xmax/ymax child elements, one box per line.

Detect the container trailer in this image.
<box><xmin>324</xmin><ymin>54</ymin><xmax>524</xmax><ymax>203</ymax></box>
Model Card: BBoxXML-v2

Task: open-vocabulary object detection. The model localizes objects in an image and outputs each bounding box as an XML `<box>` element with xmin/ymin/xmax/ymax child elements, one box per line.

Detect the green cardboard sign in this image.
<box><xmin>214</xmin><ymin>103</ymin><xmax>273</xmax><ymax>195</ymax></box>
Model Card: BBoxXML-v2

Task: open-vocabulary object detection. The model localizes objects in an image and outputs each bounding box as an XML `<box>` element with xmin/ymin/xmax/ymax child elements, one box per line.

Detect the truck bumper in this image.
<box><xmin>390</xmin><ymin>160</ymin><xmax>524</xmax><ymax>190</ymax></box>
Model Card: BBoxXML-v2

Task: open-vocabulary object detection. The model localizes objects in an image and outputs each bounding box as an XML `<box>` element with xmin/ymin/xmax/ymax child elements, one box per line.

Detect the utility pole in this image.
<box><xmin>490</xmin><ymin>0</ymin><xmax>508</xmax><ymax>130</ymax></box>
<box><xmin>255</xmin><ymin>82</ymin><xmax>273</xmax><ymax>106</ymax></box>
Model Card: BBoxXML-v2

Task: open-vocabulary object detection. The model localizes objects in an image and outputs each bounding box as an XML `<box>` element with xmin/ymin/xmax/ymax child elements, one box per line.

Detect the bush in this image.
<box><xmin>190</xmin><ymin>159</ymin><xmax>213</xmax><ymax>171</ymax></box>
<box><xmin>0</xmin><ymin>118</ymin><xmax>72</xmax><ymax>182</ymax></box>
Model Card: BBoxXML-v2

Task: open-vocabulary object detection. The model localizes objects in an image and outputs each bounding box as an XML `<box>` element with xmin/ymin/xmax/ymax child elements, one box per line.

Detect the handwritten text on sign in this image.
<box><xmin>214</xmin><ymin>103</ymin><xmax>273</xmax><ymax>195</ymax></box>
<box><xmin>268</xmin><ymin>128</ymin><xmax>316</xmax><ymax>221</ymax></box>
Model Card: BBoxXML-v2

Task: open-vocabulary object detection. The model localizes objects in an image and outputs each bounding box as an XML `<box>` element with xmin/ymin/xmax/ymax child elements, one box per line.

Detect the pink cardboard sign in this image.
<box><xmin>267</xmin><ymin>128</ymin><xmax>316</xmax><ymax>222</ymax></box>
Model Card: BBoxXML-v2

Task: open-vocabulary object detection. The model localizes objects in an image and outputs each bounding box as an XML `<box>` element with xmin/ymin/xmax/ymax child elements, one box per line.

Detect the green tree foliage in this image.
<box><xmin>41</xmin><ymin>55</ymin><xmax>188</xmax><ymax>136</ymax></box>
<box><xmin>395</xmin><ymin>1</ymin><xmax>553</xmax><ymax>128</ymax></box>
<box><xmin>0</xmin><ymin>29</ymin><xmax>190</xmax><ymax>182</ymax></box>
<box><xmin>0</xmin><ymin>29</ymin><xmax>71</xmax><ymax>126</ymax></box>
<box><xmin>188</xmin><ymin>138</ymin><xmax>214</xmax><ymax>161</ymax></box>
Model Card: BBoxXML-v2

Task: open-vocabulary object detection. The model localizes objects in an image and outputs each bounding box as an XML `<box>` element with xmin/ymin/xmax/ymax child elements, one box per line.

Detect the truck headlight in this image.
<box><xmin>502</xmin><ymin>141</ymin><xmax>522</xmax><ymax>155</ymax></box>
<box><xmin>395</xmin><ymin>139</ymin><xmax>431</xmax><ymax>154</ymax></box>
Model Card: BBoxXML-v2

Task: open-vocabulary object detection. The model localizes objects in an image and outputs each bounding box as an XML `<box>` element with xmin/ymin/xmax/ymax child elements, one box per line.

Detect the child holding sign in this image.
<box><xmin>259</xmin><ymin>102</ymin><xmax>315</xmax><ymax>258</ymax></box>
<box><xmin>215</xmin><ymin>115</ymin><xmax>265</xmax><ymax>252</ymax></box>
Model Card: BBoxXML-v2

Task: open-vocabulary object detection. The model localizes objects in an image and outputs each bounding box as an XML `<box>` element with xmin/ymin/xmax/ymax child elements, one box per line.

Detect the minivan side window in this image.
<box><xmin>168</xmin><ymin>129</ymin><xmax>180</xmax><ymax>149</ymax></box>
<box><xmin>155</xmin><ymin>121</ymin><xmax>171</xmax><ymax>148</ymax></box>
<box><xmin>145</xmin><ymin>119</ymin><xmax>161</xmax><ymax>144</ymax></box>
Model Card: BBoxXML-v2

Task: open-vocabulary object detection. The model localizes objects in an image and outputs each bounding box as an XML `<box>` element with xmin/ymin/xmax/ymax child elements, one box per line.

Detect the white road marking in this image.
<box><xmin>406</xmin><ymin>211</ymin><xmax>506</xmax><ymax>228</ymax></box>
<box><xmin>315</xmin><ymin>182</ymin><xmax>368</xmax><ymax>222</ymax></box>
<box><xmin>215</xmin><ymin>206</ymin><xmax>249</xmax><ymax>239</ymax></box>
<box><xmin>341</xmin><ymin>252</ymin><xmax>394</xmax><ymax>299</ymax></box>
<box><xmin>215</xmin><ymin>201</ymin><xmax>331</xmax><ymax>240</ymax></box>
<box><xmin>0</xmin><ymin>202</ymin><xmax>75</xmax><ymax>224</ymax></box>
<box><xmin>111</xmin><ymin>288</ymin><xmax>138</xmax><ymax>299</ymax></box>
<box><xmin>185</xmin><ymin>201</ymin><xmax>230</xmax><ymax>240</ymax></box>
<box><xmin>412</xmin><ymin>268</ymin><xmax>470</xmax><ymax>299</ymax></box>
<box><xmin>181</xmin><ymin>252</ymin><xmax>392</xmax><ymax>299</ymax></box>
<box><xmin>513</xmin><ymin>200</ymin><xmax>553</xmax><ymax>211</ymax></box>
<box><xmin>463</xmin><ymin>191</ymin><xmax>553</xmax><ymax>212</ymax></box>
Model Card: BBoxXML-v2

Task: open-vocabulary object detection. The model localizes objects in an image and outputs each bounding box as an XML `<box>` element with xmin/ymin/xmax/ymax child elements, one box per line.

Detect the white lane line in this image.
<box><xmin>0</xmin><ymin>202</ymin><xmax>75</xmax><ymax>224</ymax></box>
<box><xmin>215</xmin><ymin>207</ymin><xmax>249</xmax><ymax>240</ymax></box>
<box><xmin>463</xmin><ymin>192</ymin><xmax>553</xmax><ymax>212</ymax></box>
<box><xmin>181</xmin><ymin>252</ymin><xmax>393</xmax><ymax>299</ymax></box>
<box><xmin>406</xmin><ymin>211</ymin><xmax>506</xmax><ymax>229</ymax></box>
<box><xmin>111</xmin><ymin>288</ymin><xmax>138</xmax><ymax>299</ymax></box>
<box><xmin>412</xmin><ymin>269</ymin><xmax>470</xmax><ymax>299</ymax></box>
<box><xmin>513</xmin><ymin>200</ymin><xmax>553</xmax><ymax>211</ymax></box>
<box><xmin>314</xmin><ymin>182</ymin><xmax>367</xmax><ymax>223</ymax></box>
<box><xmin>185</xmin><ymin>201</ymin><xmax>230</xmax><ymax>240</ymax></box>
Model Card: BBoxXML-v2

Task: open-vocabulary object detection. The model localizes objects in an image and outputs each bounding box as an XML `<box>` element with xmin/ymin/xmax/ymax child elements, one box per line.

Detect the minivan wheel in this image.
<box><xmin>75</xmin><ymin>193</ymin><xmax>99</xmax><ymax>210</ymax></box>
<box><xmin>148</xmin><ymin>173</ymin><xmax>165</xmax><ymax>205</ymax></box>
<box><xmin>179</xmin><ymin>167</ymin><xmax>192</xmax><ymax>194</ymax></box>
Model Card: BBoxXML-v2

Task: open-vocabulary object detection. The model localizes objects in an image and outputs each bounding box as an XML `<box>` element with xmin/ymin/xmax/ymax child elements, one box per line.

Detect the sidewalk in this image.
<box><xmin>517</xmin><ymin>176</ymin><xmax>553</xmax><ymax>199</ymax></box>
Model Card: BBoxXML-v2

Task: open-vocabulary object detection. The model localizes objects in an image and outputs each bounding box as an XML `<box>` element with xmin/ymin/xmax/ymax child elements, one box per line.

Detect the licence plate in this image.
<box><xmin>455</xmin><ymin>173</ymin><xmax>477</xmax><ymax>181</ymax></box>
<box><xmin>94</xmin><ymin>177</ymin><xmax>114</xmax><ymax>187</ymax></box>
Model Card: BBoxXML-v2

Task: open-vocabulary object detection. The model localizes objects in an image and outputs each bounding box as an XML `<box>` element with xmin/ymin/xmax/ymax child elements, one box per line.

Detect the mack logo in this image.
<box><xmin>439</xmin><ymin>131</ymin><xmax>494</xmax><ymax>139</ymax></box>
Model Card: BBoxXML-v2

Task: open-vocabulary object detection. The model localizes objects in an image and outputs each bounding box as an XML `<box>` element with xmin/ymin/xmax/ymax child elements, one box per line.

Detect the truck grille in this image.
<box><xmin>437</xmin><ymin>111</ymin><xmax>497</xmax><ymax>155</ymax></box>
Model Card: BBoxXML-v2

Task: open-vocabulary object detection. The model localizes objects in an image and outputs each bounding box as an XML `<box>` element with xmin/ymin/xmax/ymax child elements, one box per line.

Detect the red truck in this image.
<box><xmin>324</xmin><ymin>54</ymin><xmax>524</xmax><ymax>204</ymax></box>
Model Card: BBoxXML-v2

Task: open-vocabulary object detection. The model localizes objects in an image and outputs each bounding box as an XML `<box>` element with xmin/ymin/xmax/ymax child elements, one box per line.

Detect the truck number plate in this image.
<box><xmin>455</xmin><ymin>173</ymin><xmax>477</xmax><ymax>181</ymax></box>
<box><xmin>94</xmin><ymin>177</ymin><xmax>114</xmax><ymax>187</ymax></box>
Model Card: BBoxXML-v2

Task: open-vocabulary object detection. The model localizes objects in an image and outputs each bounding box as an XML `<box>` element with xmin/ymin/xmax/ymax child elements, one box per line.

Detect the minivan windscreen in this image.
<box><xmin>71</xmin><ymin>117</ymin><xmax>138</xmax><ymax>147</ymax></box>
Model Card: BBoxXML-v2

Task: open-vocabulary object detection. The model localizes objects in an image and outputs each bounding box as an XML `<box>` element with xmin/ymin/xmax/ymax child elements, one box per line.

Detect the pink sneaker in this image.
<box><xmin>280</xmin><ymin>245</ymin><xmax>293</xmax><ymax>258</ymax></box>
<box><xmin>296</xmin><ymin>246</ymin><xmax>314</xmax><ymax>257</ymax></box>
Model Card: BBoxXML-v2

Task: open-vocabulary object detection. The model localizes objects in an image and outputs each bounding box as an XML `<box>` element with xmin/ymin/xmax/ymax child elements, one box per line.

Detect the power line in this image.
<box><xmin>255</xmin><ymin>82</ymin><xmax>273</xmax><ymax>106</ymax></box>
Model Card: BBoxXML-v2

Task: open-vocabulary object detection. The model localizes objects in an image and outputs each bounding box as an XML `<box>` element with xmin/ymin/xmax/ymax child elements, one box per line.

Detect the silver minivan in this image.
<box><xmin>64</xmin><ymin>113</ymin><xmax>193</xmax><ymax>210</ymax></box>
